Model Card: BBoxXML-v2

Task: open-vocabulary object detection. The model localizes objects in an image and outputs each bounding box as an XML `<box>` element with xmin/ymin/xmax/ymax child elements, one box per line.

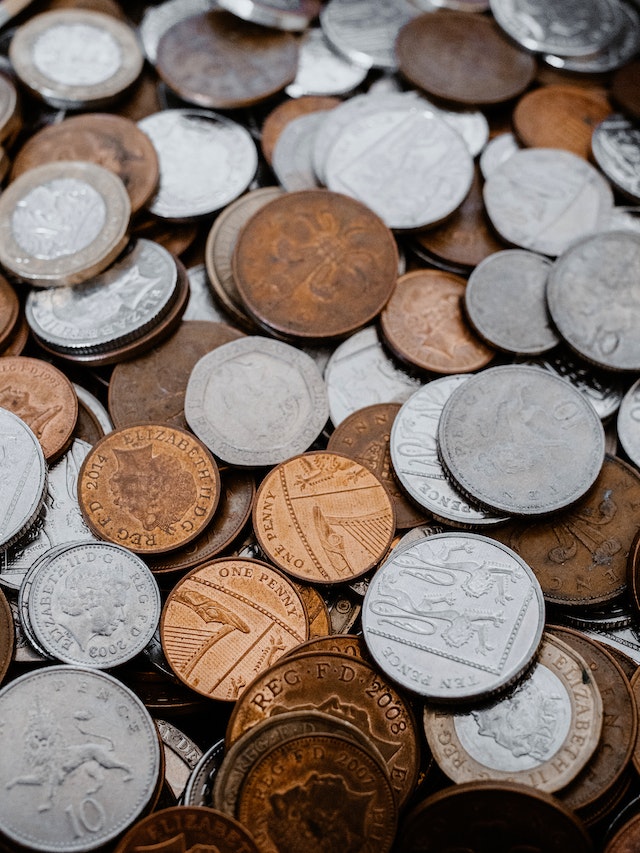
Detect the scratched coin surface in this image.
<box><xmin>161</xmin><ymin>558</ymin><xmax>308</xmax><ymax>701</ymax></box>
<box><xmin>253</xmin><ymin>451</ymin><xmax>395</xmax><ymax>584</ymax></box>
<box><xmin>78</xmin><ymin>424</ymin><xmax>220</xmax><ymax>554</ymax></box>
<box><xmin>362</xmin><ymin>532</ymin><xmax>545</xmax><ymax>702</ymax></box>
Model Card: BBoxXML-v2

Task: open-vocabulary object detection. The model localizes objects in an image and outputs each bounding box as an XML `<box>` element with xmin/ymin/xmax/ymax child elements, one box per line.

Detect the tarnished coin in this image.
<box><xmin>0</xmin><ymin>665</ymin><xmax>161</xmax><ymax>852</ymax></box>
<box><xmin>232</xmin><ymin>189</ymin><xmax>398</xmax><ymax>340</ymax></box>
<box><xmin>78</xmin><ymin>424</ymin><xmax>220</xmax><ymax>554</ymax></box>
<box><xmin>286</xmin><ymin>28</ymin><xmax>367</xmax><ymax>97</ymax></box>
<box><xmin>437</xmin><ymin>365</ymin><xmax>605</xmax><ymax>516</ymax></box>
<box><xmin>0</xmin><ymin>275</ymin><xmax>18</xmax><ymax>351</ymax></box>
<box><xmin>0</xmin><ymin>160</ymin><xmax>130</xmax><ymax>287</ymax></box>
<box><xmin>424</xmin><ymin>632</ymin><xmax>602</xmax><ymax>791</ymax></box>
<box><xmin>294</xmin><ymin>582</ymin><xmax>332</xmax><ymax>638</ymax></box>
<box><xmin>185</xmin><ymin>336</ymin><xmax>328</xmax><ymax>467</ymax></box>
<box><xmin>0</xmin><ymin>587</ymin><xmax>13</xmax><ymax>685</ymax></box>
<box><xmin>253</xmin><ymin>451</ymin><xmax>395</xmax><ymax>584</ymax></box>
<box><xmin>218</xmin><ymin>0</ymin><xmax>321</xmax><ymax>30</ymax></box>
<box><xmin>161</xmin><ymin>558</ymin><xmax>308</xmax><ymax>701</ymax></box>
<box><xmin>592</xmin><ymin>115</ymin><xmax>640</xmax><ymax>204</ymax></box>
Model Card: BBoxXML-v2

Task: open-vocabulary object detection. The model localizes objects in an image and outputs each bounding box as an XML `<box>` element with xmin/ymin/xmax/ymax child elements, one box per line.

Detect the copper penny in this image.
<box><xmin>285</xmin><ymin>634</ymin><xmax>368</xmax><ymax>659</ymax></box>
<box><xmin>490</xmin><ymin>456</ymin><xmax>639</xmax><ymax>608</ymax></box>
<box><xmin>293</xmin><ymin>582</ymin><xmax>332</xmax><ymax>638</ymax></box>
<box><xmin>380</xmin><ymin>270</ymin><xmax>495</xmax><ymax>374</ymax></box>
<box><xmin>156</xmin><ymin>10</ymin><xmax>299</xmax><ymax>109</ymax></box>
<box><xmin>262</xmin><ymin>95</ymin><xmax>340</xmax><ymax>165</ymax></box>
<box><xmin>113</xmin><ymin>806</ymin><xmax>260</xmax><ymax>853</ymax></box>
<box><xmin>604</xmin><ymin>645</ymin><xmax>638</xmax><ymax>682</ymax></box>
<box><xmin>513</xmin><ymin>84</ymin><xmax>612</xmax><ymax>159</ymax></box>
<box><xmin>606</xmin><ymin>811</ymin><xmax>640</xmax><ymax>853</ymax></box>
<box><xmin>11</xmin><ymin>113</ymin><xmax>160</xmax><ymax>215</ymax></box>
<box><xmin>72</xmin><ymin>397</ymin><xmax>105</xmax><ymax>446</ymax></box>
<box><xmin>0</xmin><ymin>587</ymin><xmax>14</xmax><ymax>687</ymax></box>
<box><xmin>78</xmin><ymin>423</ymin><xmax>221</xmax><ymax>554</ymax></box>
<box><xmin>132</xmin><ymin>216</ymin><xmax>198</xmax><ymax>258</ymax></box>
<box><xmin>233</xmin><ymin>189</ymin><xmax>399</xmax><ymax>341</ymax></box>
<box><xmin>161</xmin><ymin>558</ymin><xmax>308</xmax><ymax>701</ymax></box>
<box><xmin>0</xmin><ymin>315</ymin><xmax>29</xmax><ymax>358</ymax></box>
<box><xmin>236</xmin><ymin>731</ymin><xmax>397</xmax><ymax>853</ymax></box>
<box><xmin>396</xmin><ymin>11</ymin><xmax>536</xmax><ymax>107</ymax></box>
<box><xmin>108</xmin><ymin>320</ymin><xmax>244</xmax><ymax>431</ymax></box>
<box><xmin>0</xmin><ymin>356</ymin><xmax>78</xmax><ymax>463</ymax></box>
<box><xmin>0</xmin><ymin>274</ymin><xmax>18</xmax><ymax>351</ymax></box>
<box><xmin>630</xmin><ymin>668</ymin><xmax>640</xmax><ymax>775</ymax></box>
<box><xmin>253</xmin><ymin>451</ymin><xmax>396</xmax><ymax>585</ymax></box>
<box><xmin>612</xmin><ymin>59</ymin><xmax>640</xmax><ymax>121</ymax></box>
<box><xmin>226</xmin><ymin>650</ymin><xmax>420</xmax><ymax>807</ymax></box>
<box><xmin>146</xmin><ymin>468</ymin><xmax>255</xmax><ymax>574</ymax></box>
<box><xmin>327</xmin><ymin>403</ymin><xmax>428</xmax><ymax>529</ymax></box>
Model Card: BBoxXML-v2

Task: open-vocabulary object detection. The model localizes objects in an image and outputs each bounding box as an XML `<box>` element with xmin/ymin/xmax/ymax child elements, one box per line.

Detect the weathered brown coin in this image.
<box><xmin>0</xmin><ymin>314</ymin><xmax>28</xmax><ymax>358</ymax></box>
<box><xmin>490</xmin><ymin>456</ymin><xmax>638</xmax><ymax>608</ymax></box>
<box><xmin>132</xmin><ymin>216</ymin><xmax>198</xmax><ymax>258</ymax></box>
<box><xmin>327</xmin><ymin>403</ymin><xmax>427</xmax><ymax>529</ymax></box>
<box><xmin>0</xmin><ymin>587</ymin><xmax>13</xmax><ymax>687</ymax></box>
<box><xmin>236</xmin><ymin>731</ymin><xmax>397</xmax><ymax>853</ymax></box>
<box><xmin>284</xmin><ymin>633</ymin><xmax>368</xmax><ymax>660</ymax></box>
<box><xmin>612</xmin><ymin>59</ymin><xmax>640</xmax><ymax>121</ymax></box>
<box><xmin>630</xmin><ymin>668</ymin><xmax>640</xmax><ymax>775</ymax></box>
<box><xmin>156</xmin><ymin>10</ymin><xmax>299</xmax><ymax>109</ymax></box>
<box><xmin>0</xmin><ymin>356</ymin><xmax>78</xmax><ymax>463</ymax></box>
<box><xmin>513</xmin><ymin>84</ymin><xmax>612</xmax><ymax>159</ymax></box>
<box><xmin>78</xmin><ymin>423</ymin><xmax>220</xmax><ymax>554</ymax></box>
<box><xmin>606</xmin><ymin>811</ymin><xmax>640</xmax><ymax>853</ymax></box>
<box><xmin>226</xmin><ymin>650</ymin><xmax>420</xmax><ymax>807</ymax></box>
<box><xmin>161</xmin><ymin>558</ymin><xmax>308</xmax><ymax>701</ymax></box>
<box><xmin>253</xmin><ymin>451</ymin><xmax>396</xmax><ymax>585</ymax></box>
<box><xmin>380</xmin><ymin>269</ymin><xmax>495</xmax><ymax>374</ymax></box>
<box><xmin>626</xmin><ymin>530</ymin><xmax>640</xmax><ymax>622</ymax></box>
<box><xmin>262</xmin><ymin>95</ymin><xmax>340</xmax><ymax>165</ymax></box>
<box><xmin>232</xmin><ymin>189</ymin><xmax>398</xmax><ymax>341</ymax></box>
<box><xmin>11</xmin><ymin>113</ymin><xmax>160</xmax><ymax>215</ymax></box>
<box><xmin>603</xmin><ymin>644</ymin><xmax>638</xmax><ymax>681</ymax></box>
<box><xmin>0</xmin><ymin>274</ymin><xmax>19</xmax><ymax>351</ymax></box>
<box><xmin>113</xmin><ymin>806</ymin><xmax>260</xmax><ymax>853</ymax></box>
<box><xmin>73</xmin><ymin>396</ymin><xmax>104</xmax><ymax>445</ymax></box>
<box><xmin>108</xmin><ymin>321</ymin><xmax>244</xmax><ymax>431</ymax></box>
<box><xmin>396</xmin><ymin>11</ymin><xmax>536</xmax><ymax>106</ymax></box>
<box><xmin>293</xmin><ymin>582</ymin><xmax>332</xmax><ymax>638</ymax></box>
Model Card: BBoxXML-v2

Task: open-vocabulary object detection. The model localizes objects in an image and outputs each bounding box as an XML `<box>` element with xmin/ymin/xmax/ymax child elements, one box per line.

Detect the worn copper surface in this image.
<box><xmin>132</xmin><ymin>216</ymin><xmax>198</xmax><ymax>258</ymax></box>
<box><xmin>261</xmin><ymin>95</ymin><xmax>340</xmax><ymax>165</ymax></box>
<box><xmin>0</xmin><ymin>274</ymin><xmax>18</xmax><ymax>351</ymax></box>
<box><xmin>0</xmin><ymin>315</ymin><xmax>28</xmax><ymax>358</ymax></box>
<box><xmin>293</xmin><ymin>582</ymin><xmax>332</xmax><ymax>638</ymax></box>
<box><xmin>612</xmin><ymin>59</ymin><xmax>640</xmax><ymax>121</ymax></box>
<box><xmin>0</xmin><ymin>588</ymin><xmax>13</xmax><ymax>687</ymax></box>
<box><xmin>72</xmin><ymin>397</ymin><xmax>104</xmax><ymax>445</ymax></box>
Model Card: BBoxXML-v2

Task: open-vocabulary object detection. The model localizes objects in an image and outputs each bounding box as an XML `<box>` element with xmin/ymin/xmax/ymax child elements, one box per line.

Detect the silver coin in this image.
<box><xmin>155</xmin><ymin>719</ymin><xmax>203</xmax><ymax>802</ymax></box>
<box><xmin>489</xmin><ymin>0</ymin><xmax>624</xmax><ymax>57</ymax></box>
<box><xmin>390</xmin><ymin>376</ymin><xmax>507</xmax><ymax>527</ymax></box>
<box><xmin>324</xmin><ymin>326</ymin><xmax>421</xmax><ymax>426</ymax></box>
<box><xmin>325</xmin><ymin>105</ymin><xmax>473</xmax><ymax>230</ymax></box>
<box><xmin>285</xmin><ymin>27</ymin><xmax>368</xmax><ymax>98</ymax></box>
<box><xmin>0</xmin><ymin>407</ymin><xmax>47</xmax><ymax>552</ymax></box>
<box><xmin>8</xmin><ymin>591</ymin><xmax>47</xmax><ymax>664</ymax></box>
<box><xmin>603</xmin><ymin>206</ymin><xmax>640</xmax><ymax>236</ymax></box>
<box><xmin>184</xmin><ymin>264</ymin><xmax>232</xmax><ymax>323</ymax></box>
<box><xmin>591</xmin><ymin>114</ymin><xmax>640</xmax><ymax>204</ymax></box>
<box><xmin>185</xmin><ymin>336</ymin><xmax>329</xmax><ymax>466</ymax></box>
<box><xmin>479</xmin><ymin>132</ymin><xmax>519</xmax><ymax>181</ymax></box>
<box><xmin>10</xmin><ymin>9</ymin><xmax>144</xmax><ymax>109</ymax></box>
<box><xmin>362</xmin><ymin>531</ymin><xmax>545</xmax><ymax>702</ymax></box>
<box><xmin>547</xmin><ymin>231</ymin><xmax>640</xmax><ymax>372</ymax></box>
<box><xmin>218</xmin><ymin>0</ymin><xmax>321</xmax><ymax>30</ymax></box>
<box><xmin>73</xmin><ymin>385</ymin><xmax>113</xmax><ymax>435</ymax></box>
<box><xmin>272</xmin><ymin>112</ymin><xmax>324</xmax><ymax>192</ymax></box>
<box><xmin>0</xmin><ymin>665</ymin><xmax>161</xmax><ymax>852</ymax></box>
<box><xmin>464</xmin><ymin>250</ymin><xmax>558</xmax><ymax>355</ymax></box>
<box><xmin>418</xmin><ymin>96</ymin><xmax>489</xmax><ymax>158</ymax></box>
<box><xmin>183</xmin><ymin>738</ymin><xmax>226</xmax><ymax>807</ymax></box>
<box><xmin>437</xmin><ymin>365</ymin><xmax>605</xmax><ymax>516</ymax></box>
<box><xmin>139</xmin><ymin>0</ymin><xmax>218</xmax><ymax>64</ymax></box>
<box><xmin>617</xmin><ymin>377</ymin><xmax>640</xmax><ymax>468</ymax></box>
<box><xmin>483</xmin><ymin>148</ymin><xmax>613</xmax><ymax>257</ymax></box>
<box><xmin>18</xmin><ymin>545</ymin><xmax>69</xmax><ymax>660</ymax></box>
<box><xmin>138</xmin><ymin>109</ymin><xmax>258</xmax><ymax>220</ymax></box>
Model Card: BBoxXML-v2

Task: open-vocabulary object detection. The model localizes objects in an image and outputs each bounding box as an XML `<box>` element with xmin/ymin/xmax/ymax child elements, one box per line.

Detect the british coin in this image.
<box><xmin>0</xmin><ymin>73</ymin><xmax>19</xmax><ymax>146</ymax></box>
<box><xmin>8</xmin><ymin>590</ymin><xmax>47</xmax><ymax>665</ymax></box>
<box><xmin>74</xmin><ymin>399</ymin><xmax>105</xmax><ymax>446</ymax></box>
<box><xmin>0</xmin><ymin>160</ymin><xmax>130</xmax><ymax>287</ymax></box>
<box><xmin>132</xmin><ymin>215</ymin><xmax>198</xmax><ymax>257</ymax></box>
<box><xmin>271</xmin><ymin>112</ymin><xmax>325</xmax><ymax>192</ymax></box>
<box><xmin>183</xmin><ymin>738</ymin><xmax>226</xmax><ymax>807</ymax></box>
<box><xmin>218</xmin><ymin>0</ymin><xmax>321</xmax><ymax>30</ymax></box>
<box><xmin>253</xmin><ymin>450</ymin><xmax>395</xmax><ymax>584</ymax></box>
<box><xmin>73</xmin><ymin>384</ymin><xmax>113</xmax><ymax>435</ymax></box>
<box><xmin>294</xmin><ymin>582</ymin><xmax>332</xmax><ymax>638</ymax></box>
<box><xmin>0</xmin><ymin>665</ymin><xmax>161</xmax><ymax>852</ymax></box>
<box><xmin>18</xmin><ymin>548</ymin><xmax>61</xmax><ymax>661</ymax></box>
<box><xmin>138</xmin><ymin>0</ymin><xmax>218</xmax><ymax>64</ymax></box>
<box><xmin>618</xmin><ymin>378</ymin><xmax>640</xmax><ymax>473</ymax></box>
<box><xmin>78</xmin><ymin>423</ymin><xmax>220</xmax><ymax>554</ymax></box>
<box><xmin>479</xmin><ymin>131</ymin><xmax>519</xmax><ymax>180</ymax></box>
<box><xmin>630</xmin><ymin>669</ymin><xmax>640</xmax><ymax>774</ymax></box>
<box><xmin>424</xmin><ymin>632</ymin><xmax>603</xmax><ymax>791</ymax></box>
<box><xmin>138</xmin><ymin>109</ymin><xmax>257</xmax><ymax>220</ymax></box>
<box><xmin>154</xmin><ymin>719</ymin><xmax>202</xmax><ymax>801</ymax></box>
<box><xmin>592</xmin><ymin>115</ymin><xmax>640</xmax><ymax>204</ymax></box>
<box><xmin>0</xmin><ymin>274</ymin><xmax>18</xmax><ymax>351</ymax></box>
<box><xmin>606</xmin><ymin>812</ymin><xmax>640</xmax><ymax>853</ymax></box>
<box><xmin>161</xmin><ymin>558</ymin><xmax>308</xmax><ymax>701</ymax></box>
<box><xmin>262</xmin><ymin>97</ymin><xmax>339</xmax><ymax>166</ymax></box>
<box><xmin>183</xmin><ymin>264</ymin><xmax>232</xmax><ymax>324</ymax></box>
<box><xmin>285</xmin><ymin>27</ymin><xmax>368</xmax><ymax>97</ymax></box>
<box><xmin>285</xmin><ymin>633</ymin><xmax>368</xmax><ymax>660</ymax></box>
<box><xmin>612</xmin><ymin>58</ymin><xmax>640</xmax><ymax>120</ymax></box>
<box><xmin>437</xmin><ymin>365</ymin><xmax>605</xmax><ymax>516</ymax></box>
<box><xmin>0</xmin><ymin>586</ymin><xmax>13</xmax><ymax>685</ymax></box>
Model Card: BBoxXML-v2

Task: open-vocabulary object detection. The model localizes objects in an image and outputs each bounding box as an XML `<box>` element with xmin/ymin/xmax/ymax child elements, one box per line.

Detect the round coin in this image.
<box><xmin>0</xmin><ymin>275</ymin><xmax>18</xmax><ymax>351</ymax></box>
<box><xmin>286</xmin><ymin>28</ymin><xmax>367</xmax><ymax>97</ymax></box>
<box><xmin>612</xmin><ymin>58</ymin><xmax>640</xmax><ymax>121</ymax></box>
<box><xmin>618</xmin><ymin>378</ymin><xmax>640</xmax><ymax>472</ymax></box>
<box><xmin>592</xmin><ymin>115</ymin><xmax>640</xmax><ymax>204</ymax></box>
<box><xmin>0</xmin><ymin>587</ymin><xmax>13</xmax><ymax>686</ymax></box>
<box><xmin>218</xmin><ymin>0</ymin><xmax>321</xmax><ymax>30</ymax></box>
<box><xmin>262</xmin><ymin>96</ymin><xmax>340</xmax><ymax>166</ymax></box>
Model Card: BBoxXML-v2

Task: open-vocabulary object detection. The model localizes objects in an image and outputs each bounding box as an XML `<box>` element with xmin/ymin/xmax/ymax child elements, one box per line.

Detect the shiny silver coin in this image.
<box><xmin>272</xmin><ymin>112</ymin><xmax>324</xmax><ymax>192</ymax></box>
<box><xmin>139</xmin><ymin>0</ymin><xmax>218</xmax><ymax>64</ymax></box>
<box><xmin>0</xmin><ymin>665</ymin><xmax>161</xmax><ymax>852</ymax></box>
<box><xmin>183</xmin><ymin>738</ymin><xmax>226</xmax><ymax>807</ymax></box>
<box><xmin>138</xmin><ymin>109</ymin><xmax>258</xmax><ymax>220</ymax></box>
<box><xmin>479</xmin><ymin>132</ymin><xmax>519</xmax><ymax>180</ymax></box>
<box><xmin>362</xmin><ymin>531</ymin><xmax>545</xmax><ymax>701</ymax></box>
<box><xmin>546</xmin><ymin>231</ymin><xmax>640</xmax><ymax>372</ymax></box>
<box><xmin>464</xmin><ymin>250</ymin><xmax>558</xmax><ymax>354</ymax></box>
<box><xmin>390</xmin><ymin>376</ymin><xmax>507</xmax><ymax>527</ymax></box>
<box><xmin>218</xmin><ymin>0</ymin><xmax>321</xmax><ymax>30</ymax></box>
<box><xmin>591</xmin><ymin>114</ymin><xmax>640</xmax><ymax>204</ymax></box>
<box><xmin>27</xmin><ymin>541</ymin><xmax>161</xmax><ymax>668</ymax></box>
<box><xmin>437</xmin><ymin>365</ymin><xmax>605</xmax><ymax>516</ymax></box>
<box><xmin>419</xmin><ymin>97</ymin><xmax>489</xmax><ymax>158</ymax></box>
<box><xmin>483</xmin><ymin>148</ymin><xmax>613</xmax><ymax>257</ymax></box>
<box><xmin>286</xmin><ymin>27</ymin><xmax>368</xmax><ymax>98</ymax></box>
<box><xmin>18</xmin><ymin>544</ymin><xmax>69</xmax><ymax>660</ymax></box>
<box><xmin>617</xmin><ymin>377</ymin><xmax>640</xmax><ymax>468</ymax></box>
<box><xmin>185</xmin><ymin>336</ymin><xmax>329</xmax><ymax>466</ymax></box>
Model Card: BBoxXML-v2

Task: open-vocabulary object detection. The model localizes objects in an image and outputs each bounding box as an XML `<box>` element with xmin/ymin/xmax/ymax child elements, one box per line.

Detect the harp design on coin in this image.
<box><xmin>313</xmin><ymin>504</ymin><xmax>391</xmax><ymax>575</ymax></box>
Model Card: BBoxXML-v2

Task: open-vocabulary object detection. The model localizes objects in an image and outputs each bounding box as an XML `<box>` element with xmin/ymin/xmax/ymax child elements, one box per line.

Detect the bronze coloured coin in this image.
<box><xmin>226</xmin><ymin>650</ymin><xmax>420</xmax><ymax>807</ymax></box>
<box><xmin>132</xmin><ymin>216</ymin><xmax>198</xmax><ymax>258</ymax></box>
<box><xmin>253</xmin><ymin>451</ymin><xmax>395</xmax><ymax>585</ymax></box>
<box><xmin>156</xmin><ymin>10</ymin><xmax>299</xmax><ymax>109</ymax></box>
<box><xmin>161</xmin><ymin>558</ymin><xmax>308</xmax><ymax>701</ymax></box>
<box><xmin>0</xmin><ymin>274</ymin><xmax>18</xmax><ymax>351</ymax></box>
<box><xmin>232</xmin><ymin>189</ymin><xmax>399</xmax><ymax>341</ymax></box>
<box><xmin>380</xmin><ymin>270</ymin><xmax>494</xmax><ymax>374</ymax></box>
<box><xmin>626</xmin><ymin>529</ymin><xmax>640</xmax><ymax>621</ymax></box>
<box><xmin>0</xmin><ymin>587</ymin><xmax>13</xmax><ymax>686</ymax></box>
<box><xmin>293</xmin><ymin>582</ymin><xmax>332</xmax><ymax>638</ymax></box>
<box><xmin>284</xmin><ymin>633</ymin><xmax>369</xmax><ymax>659</ymax></box>
<box><xmin>612</xmin><ymin>59</ymin><xmax>640</xmax><ymax>121</ymax></box>
<box><xmin>0</xmin><ymin>356</ymin><xmax>78</xmax><ymax>463</ymax></box>
<box><xmin>73</xmin><ymin>397</ymin><xmax>105</xmax><ymax>445</ymax></box>
<box><xmin>11</xmin><ymin>113</ymin><xmax>160</xmax><ymax>215</ymax></box>
<box><xmin>395</xmin><ymin>11</ymin><xmax>536</xmax><ymax>107</ymax></box>
<box><xmin>606</xmin><ymin>811</ymin><xmax>640</xmax><ymax>853</ymax></box>
<box><xmin>0</xmin><ymin>315</ymin><xmax>28</xmax><ymax>358</ymax></box>
<box><xmin>78</xmin><ymin>423</ymin><xmax>220</xmax><ymax>554</ymax></box>
<box><xmin>327</xmin><ymin>403</ymin><xmax>427</xmax><ymax>529</ymax></box>
<box><xmin>261</xmin><ymin>95</ymin><xmax>340</xmax><ymax>165</ymax></box>
<box><xmin>630</xmin><ymin>668</ymin><xmax>640</xmax><ymax>775</ymax></box>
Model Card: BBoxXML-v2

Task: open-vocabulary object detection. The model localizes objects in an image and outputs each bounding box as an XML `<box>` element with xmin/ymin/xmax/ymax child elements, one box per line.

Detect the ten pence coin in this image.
<box><xmin>253</xmin><ymin>451</ymin><xmax>395</xmax><ymax>584</ymax></box>
<box><xmin>78</xmin><ymin>424</ymin><xmax>220</xmax><ymax>554</ymax></box>
<box><xmin>161</xmin><ymin>558</ymin><xmax>308</xmax><ymax>701</ymax></box>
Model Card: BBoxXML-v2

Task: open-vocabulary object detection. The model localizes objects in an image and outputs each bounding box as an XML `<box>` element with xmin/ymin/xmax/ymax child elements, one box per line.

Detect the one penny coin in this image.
<box><xmin>161</xmin><ymin>558</ymin><xmax>308</xmax><ymax>701</ymax></box>
<box><xmin>253</xmin><ymin>451</ymin><xmax>395</xmax><ymax>584</ymax></box>
<box><xmin>232</xmin><ymin>189</ymin><xmax>398</xmax><ymax>341</ymax></box>
<box><xmin>262</xmin><ymin>95</ymin><xmax>340</xmax><ymax>165</ymax></box>
<box><xmin>0</xmin><ymin>275</ymin><xmax>18</xmax><ymax>351</ymax></box>
<box><xmin>293</xmin><ymin>582</ymin><xmax>332</xmax><ymax>638</ymax></box>
<box><xmin>0</xmin><ymin>588</ymin><xmax>13</xmax><ymax>686</ymax></box>
<box><xmin>78</xmin><ymin>424</ymin><xmax>220</xmax><ymax>554</ymax></box>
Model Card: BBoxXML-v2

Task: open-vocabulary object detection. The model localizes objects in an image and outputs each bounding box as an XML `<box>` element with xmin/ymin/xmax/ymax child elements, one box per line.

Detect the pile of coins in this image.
<box><xmin>0</xmin><ymin>0</ymin><xmax>640</xmax><ymax>850</ymax></box>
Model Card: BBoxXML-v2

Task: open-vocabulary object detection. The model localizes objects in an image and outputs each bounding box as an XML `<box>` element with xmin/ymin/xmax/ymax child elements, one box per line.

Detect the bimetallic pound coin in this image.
<box><xmin>362</xmin><ymin>532</ymin><xmax>545</xmax><ymax>702</ymax></box>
